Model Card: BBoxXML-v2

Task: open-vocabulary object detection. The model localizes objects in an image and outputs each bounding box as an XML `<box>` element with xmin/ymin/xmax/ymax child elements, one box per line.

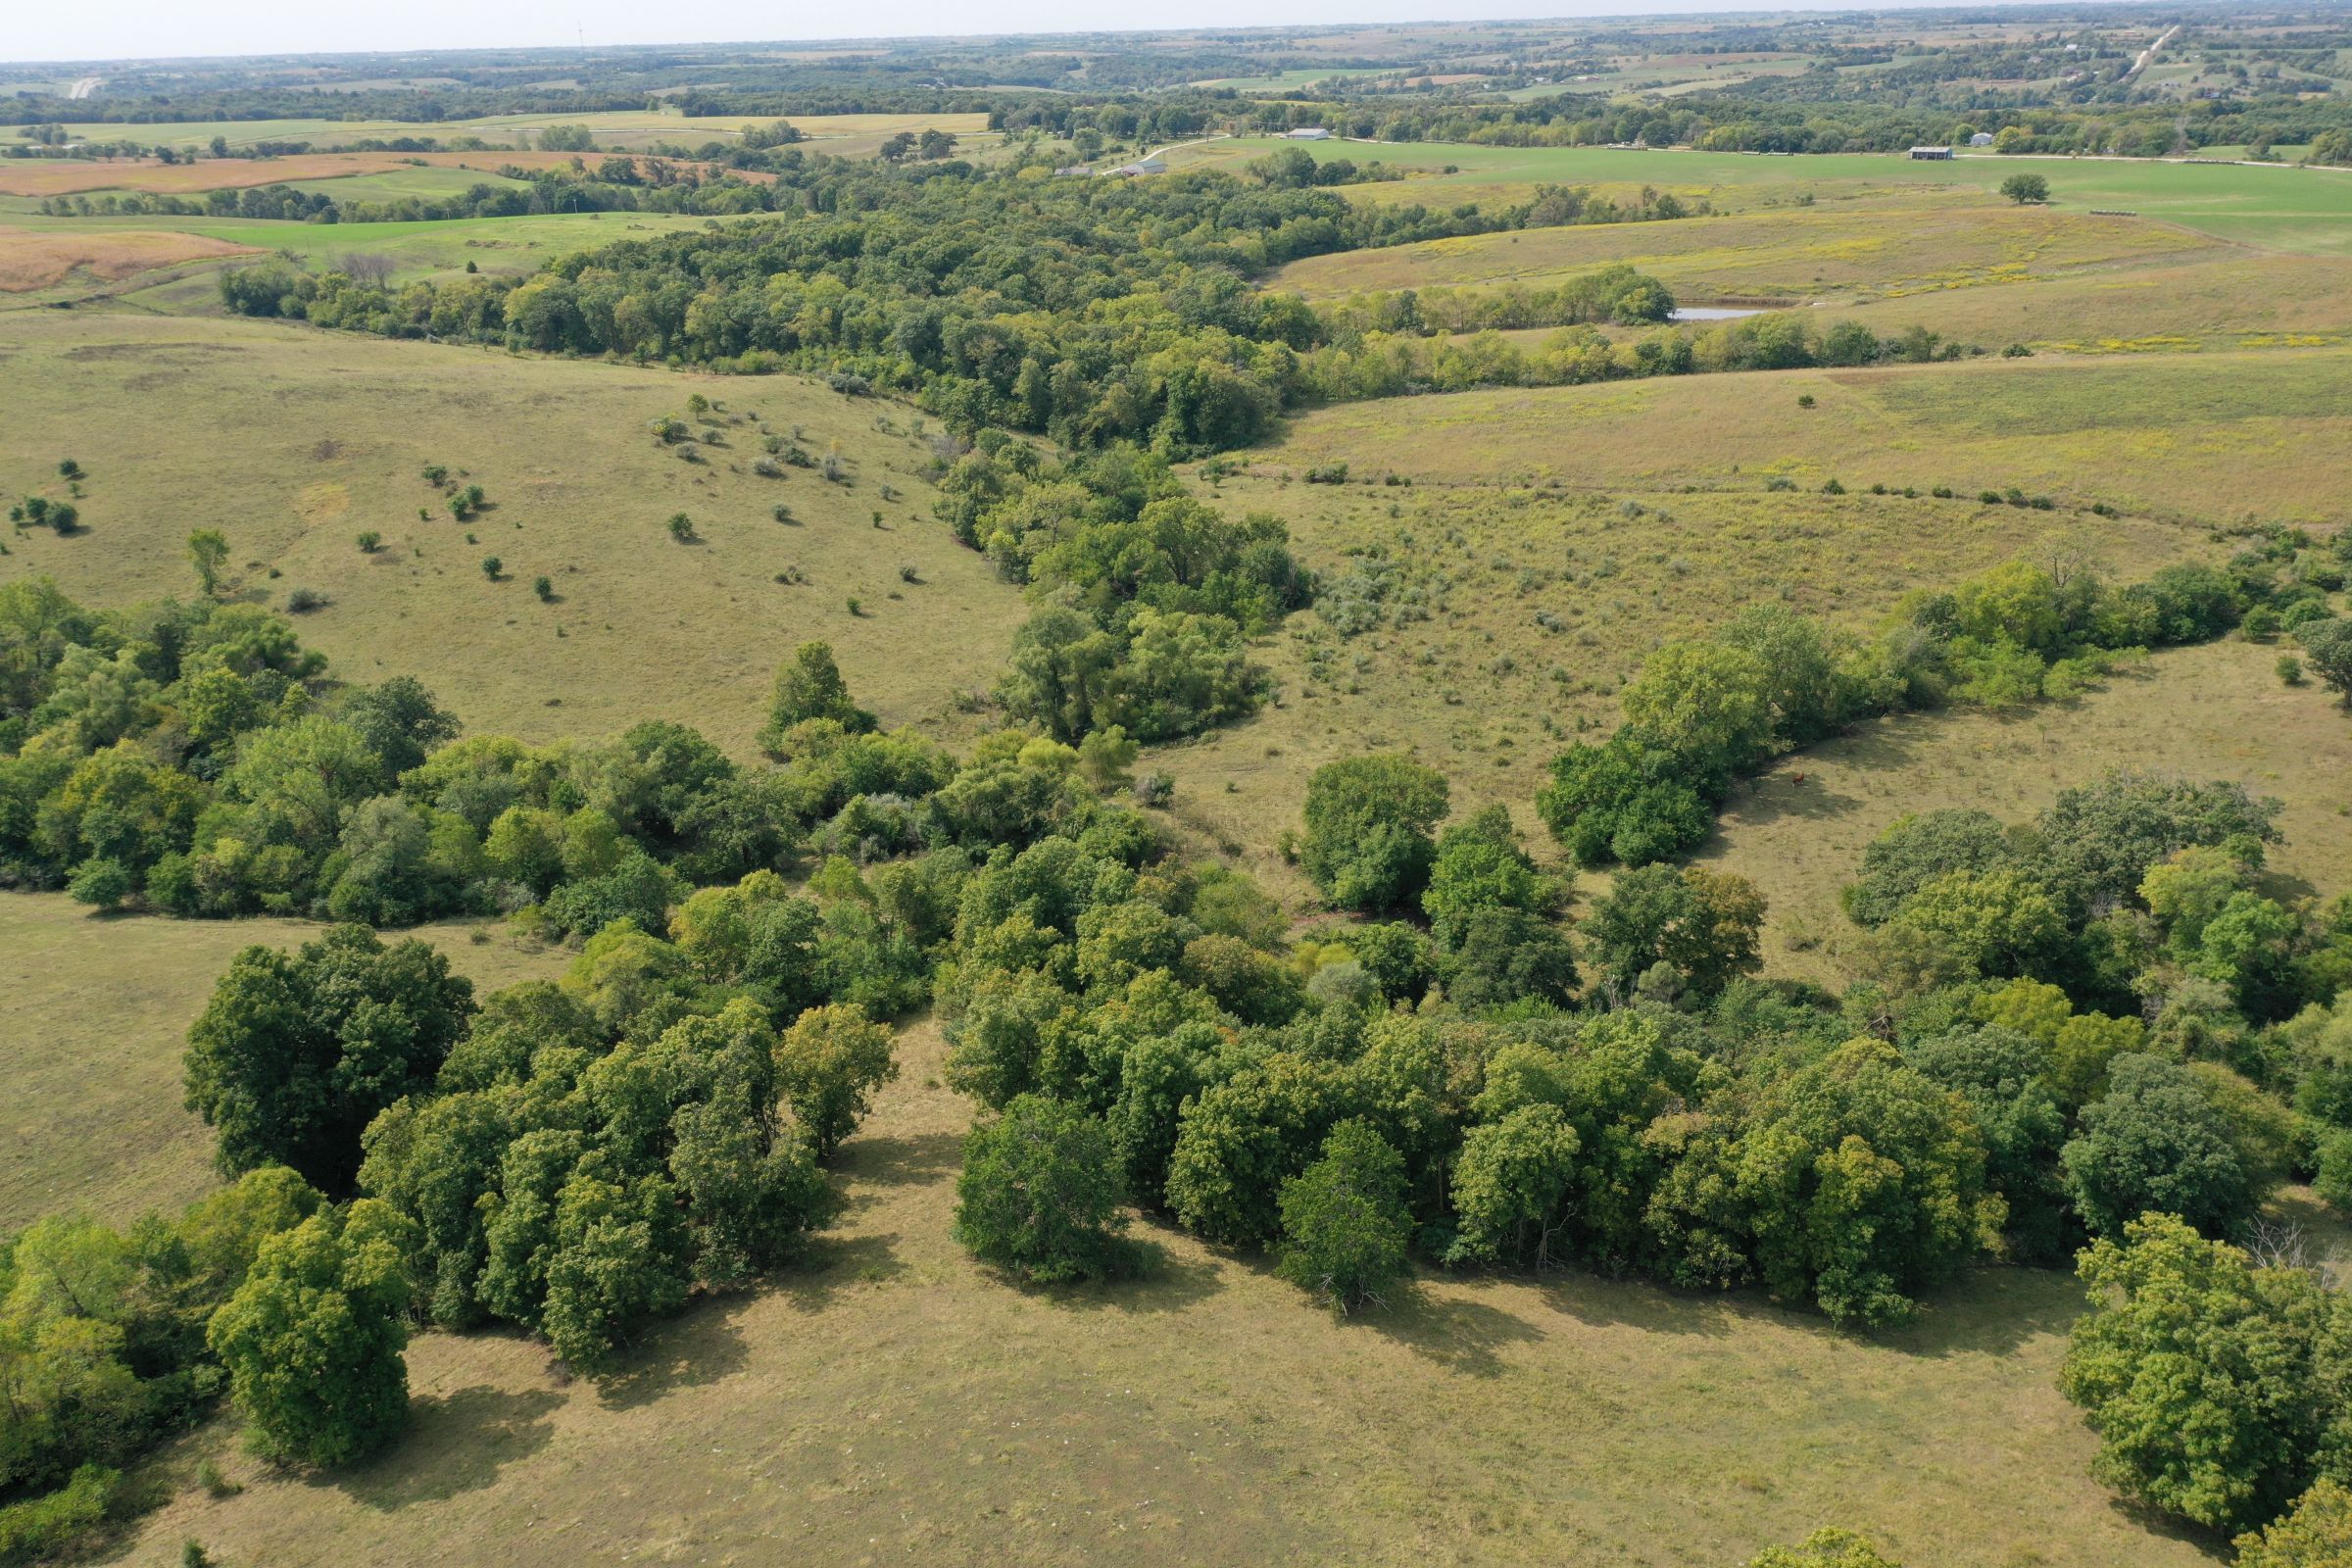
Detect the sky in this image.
<box><xmin>11</xmin><ymin>0</ymin><xmax>1984</xmax><ymax>67</ymax></box>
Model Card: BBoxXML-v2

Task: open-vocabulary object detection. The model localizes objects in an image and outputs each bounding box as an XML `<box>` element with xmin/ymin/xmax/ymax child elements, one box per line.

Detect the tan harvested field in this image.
<box><xmin>1250</xmin><ymin>349</ymin><xmax>2352</xmax><ymax>525</ymax></box>
<box><xmin>0</xmin><ymin>894</ymin><xmax>563</xmax><ymax>1235</ymax></box>
<box><xmin>111</xmin><ymin>1021</ymin><xmax>2212</xmax><ymax>1568</ymax></box>
<box><xmin>1273</xmin><ymin>200</ymin><xmax>2224</xmax><ymax>306</ymax></box>
<box><xmin>1704</xmin><ymin>637</ymin><xmax>2352</xmax><ymax>984</ymax></box>
<box><xmin>0</xmin><ymin>224</ymin><xmax>257</xmax><ymax>290</ymax></box>
<box><xmin>0</xmin><ymin>150</ymin><xmax>778</xmax><ymax>198</ymax></box>
<box><xmin>0</xmin><ymin>310</ymin><xmax>1029</xmax><ymax>755</ymax></box>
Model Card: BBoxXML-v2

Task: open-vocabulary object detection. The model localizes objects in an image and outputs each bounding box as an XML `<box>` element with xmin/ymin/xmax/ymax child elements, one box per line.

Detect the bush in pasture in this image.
<box><xmin>666</xmin><ymin>512</ymin><xmax>695</xmax><ymax>542</ymax></box>
<box><xmin>532</xmin><ymin>575</ymin><xmax>553</xmax><ymax>601</ymax></box>
<box><xmin>955</xmin><ymin>1095</ymin><xmax>1132</xmax><ymax>1283</ymax></box>
<box><xmin>2298</xmin><ymin>617</ymin><xmax>2352</xmax><ymax>705</ymax></box>
<box><xmin>479</xmin><ymin>556</ymin><xmax>501</xmax><ymax>580</ymax></box>
<box><xmin>1277</xmin><ymin>1121</ymin><xmax>1412</xmax><ymax>1311</ymax></box>
<box><xmin>207</xmin><ymin>1201</ymin><xmax>413</xmax><ymax>1468</ymax></box>
<box><xmin>1747</xmin><ymin>1530</ymin><xmax>1903</xmax><ymax>1568</ymax></box>
<box><xmin>355</xmin><ymin>530</ymin><xmax>380</xmax><ymax>553</ymax></box>
<box><xmin>1299</xmin><ymin>753</ymin><xmax>1449</xmax><ymax>912</ymax></box>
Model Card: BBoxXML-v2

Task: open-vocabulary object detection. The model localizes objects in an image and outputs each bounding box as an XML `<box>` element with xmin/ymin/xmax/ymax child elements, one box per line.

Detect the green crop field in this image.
<box><xmin>1169</xmin><ymin>137</ymin><xmax>2352</xmax><ymax>253</ymax></box>
<box><xmin>0</xmin><ymin>310</ymin><xmax>1027</xmax><ymax>755</ymax></box>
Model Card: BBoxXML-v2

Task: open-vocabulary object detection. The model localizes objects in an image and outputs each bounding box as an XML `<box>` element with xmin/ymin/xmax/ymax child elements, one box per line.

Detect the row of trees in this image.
<box><xmin>1538</xmin><ymin>531</ymin><xmax>2351</xmax><ymax>871</ymax></box>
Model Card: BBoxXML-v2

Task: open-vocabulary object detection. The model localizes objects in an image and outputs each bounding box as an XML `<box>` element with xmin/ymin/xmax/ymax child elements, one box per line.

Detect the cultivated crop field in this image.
<box><xmin>0</xmin><ymin>310</ymin><xmax>1028</xmax><ymax>753</ymax></box>
<box><xmin>0</xmin><ymin>222</ymin><xmax>257</xmax><ymax>290</ymax></box>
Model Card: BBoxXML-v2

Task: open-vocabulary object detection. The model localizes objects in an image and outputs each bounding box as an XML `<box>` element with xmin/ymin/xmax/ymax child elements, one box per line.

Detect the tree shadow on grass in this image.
<box><xmin>590</xmin><ymin>1293</ymin><xmax>755</xmax><ymax>1412</ymax></box>
<box><xmin>779</xmin><ymin>1228</ymin><xmax>910</xmax><ymax>1312</ymax></box>
<box><xmin>333</xmin><ymin>1384</ymin><xmax>562</xmax><ymax>1509</ymax></box>
<box><xmin>1029</xmin><ymin>1231</ymin><xmax>1225</xmax><ymax>1318</ymax></box>
<box><xmin>836</xmin><ymin>1129</ymin><xmax>961</xmax><ymax>1194</ymax></box>
<box><xmin>1881</xmin><ymin>1263</ymin><xmax>2083</xmax><ymax>1359</ymax></box>
<box><xmin>1361</xmin><ymin>1276</ymin><xmax>1545</xmax><ymax>1379</ymax></box>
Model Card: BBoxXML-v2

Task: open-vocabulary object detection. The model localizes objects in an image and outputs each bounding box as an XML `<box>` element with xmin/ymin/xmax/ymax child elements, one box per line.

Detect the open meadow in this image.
<box><xmin>0</xmin><ymin>896</ymin><xmax>561</xmax><ymax>1235</ymax></box>
<box><xmin>0</xmin><ymin>310</ymin><xmax>1028</xmax><ymax>754</ymax></box>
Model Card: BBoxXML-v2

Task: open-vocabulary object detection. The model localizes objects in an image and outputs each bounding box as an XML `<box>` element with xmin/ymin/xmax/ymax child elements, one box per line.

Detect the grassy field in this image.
<box><xmin>0</xmin><ymin>894</ymin><xmax>562</xmax><ymax>1235</ymax></box>
<box><xmin>1702</xmin><ymin>636</ymin><xmax>2352</xmax><ymax>985</ymax></box>
<box><xmin>1167</xmin><ymin>137</ymin><xmax>2352</xmax><ymax>254</ymax></box>
<box><xmin>1250</xmin><ymin>349</ymin><xmax>2352</xmax><ymax>523</ymax></box>
<box><xmin>107</xmin><ymin>1019</ymin><xmax>2214</xmax><ymax>1568</ymax></box>
<box><xmin>0</xmin><ymin>310</ymin><xmax>1028</xmax><ymax>756</ymax></box>
<box><xmin>1142</xmin><ymin>348</ymin><xmax>2349</xmax><ymax>894</ymax></box>
<box><xmin>1273</xmin><ymin>199</ymin><xmax>2225</xmax><ymax>306</ymax></box>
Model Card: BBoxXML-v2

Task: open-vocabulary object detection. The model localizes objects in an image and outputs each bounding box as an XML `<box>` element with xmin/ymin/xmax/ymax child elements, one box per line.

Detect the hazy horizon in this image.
<box><xmin>8</xmin><ymin>0</ymin><xmax>2113</xmax><ymax>70</ymax></box>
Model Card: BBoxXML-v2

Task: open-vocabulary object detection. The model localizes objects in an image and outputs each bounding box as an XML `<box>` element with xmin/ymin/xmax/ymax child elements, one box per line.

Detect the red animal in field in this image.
<box><xmin>1789</xmin><ymin>772</ymin><xmax>1807</xmax><ymax>785</ymax></box>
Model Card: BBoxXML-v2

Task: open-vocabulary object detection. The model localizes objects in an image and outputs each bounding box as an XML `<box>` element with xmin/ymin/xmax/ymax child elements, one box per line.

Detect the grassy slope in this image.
<box><xmin>1149</xmin><ymin>349</ymin><xmax>2350</xmax><ymax>896</ymax></box>
<box><xmin>55</xmin><ymin>111</ymin><xmax>996</xmax><ymax>154</ymax></box>
<box><xmin>118</xmin><ymin>1022</ymin><xmax>2212</xmax><ymax>1568</ymax></box>
<box><xmin>0</xmin><ymin>894</ymin><xmax>563</xmax><ymax>1234</ymax></box>
<box><xmin>1702</xmin><ymin>637</ymin><xmax>2352</xmax><ymax>985</ymax></box>
<box><xmin>0</xmin><ymin>310</ymin><xmax>1028</xmax><ymax>756</ymax></box>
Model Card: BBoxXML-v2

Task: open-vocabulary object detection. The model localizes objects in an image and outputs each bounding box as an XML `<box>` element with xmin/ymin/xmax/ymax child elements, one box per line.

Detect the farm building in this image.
<box><xmin>1054</xmin><ymin>164</ymin><xmax>1093</xmax><ymax>176</ymax></box>
<box><xmin>1283</xmin><ymin>127</ymin><xmax>1333</xmax><ymax>140</ymax></box>
<box><xmin>1909</xmin><ymin>145</ymin><xmax>1954</xmax><ymax>160</ymax></box>
<box><xmin>1107</xmin><ymin>156</ymin><xmax>1166</xmax><ymax>176</ymax></box>
<box><xmin>1970</xmin><ymin>131</ymin><xmax>1995</xmax><ymax>146</ymax></box>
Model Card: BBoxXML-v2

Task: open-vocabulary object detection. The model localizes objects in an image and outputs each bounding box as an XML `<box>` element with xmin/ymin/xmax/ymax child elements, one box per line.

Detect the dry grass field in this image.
<box><xmin>106</xmin><ymin>1020</ymin><xmax>2215</xmax><ymax>1568</ymax></box>
<box><xmin>0</xmin><ymin>894</ymin><xmax>562</xmax><ymax>1235</ymax></box>
<box><xmin>1273</xmin><ymin>200</ymin><xmax>2224</xmax><ymax>306</ymax></box>
<box><xmin>0</xmin><ymin>310</ymin><xmax>1029</xmax><ymax>755</ymax></box>
<box><xmin>0</xmin><ymin>224</ymin><xmax>258</xmax><ymax>290</ymax></box>
<box><xmin>1249</xmin><ymin>349</ymin><xmax>2352</xmax><ymax>524</ymax></box>
<box><xmin>1702</xmin><ymin>636</ymin><xmax>2352</xmax><ymax>985</ymax></box>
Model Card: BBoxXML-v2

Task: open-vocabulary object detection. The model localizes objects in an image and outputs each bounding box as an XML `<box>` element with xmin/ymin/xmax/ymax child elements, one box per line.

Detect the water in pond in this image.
<box><xmin>1670</xmin><ymin>307</ymin><xmax>1765</xmax><ymax>321</ymax></box>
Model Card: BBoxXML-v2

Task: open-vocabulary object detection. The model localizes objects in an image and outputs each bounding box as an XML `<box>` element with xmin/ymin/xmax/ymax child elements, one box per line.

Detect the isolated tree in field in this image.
<box><xmin>2298</xmin><ymin>617</ymin><xmax>2352</xmax><ymax>705</ymax></box>
<box><xmin>1299</xmin><ymin>753</ymin><xmax>1449</xmax><ymax>911</ymax></box>
<box><xmin>1276</xmin><ymin>1120</ymin><xmax>1412</xmax><ymax>1311</ymax></box>
<box><xmin>184</xmin><ymin>925</ymin><xmax>474</xmax><ymax>1193</ymax></box>
<box><xmin>187</xmin><ymin>529</ymin><xmax>229</xmax><ymax>597</ymax></box>
<box><xmin>762</xmin><ymin>641</ymin><xmax>875</xmax><ymax>747</ymax></box>
<box><xmin>2000</xmin><ymin>172</ymin><xmax>2051</xmax><ymax>204</ymax></box>
<box><xmin>2060</xmin><ymin>1212</ymin><xmax>2347</xmax><ymax>1534</ymax></box>
<box><xmin>207</xmin><ymin>1200</ymin><xmax>413</xmax><ymax>1468</ymax></box>
<box><xmin>773</xmin><ymin>1004</ymin><xmax>898</xmax><ymax>1161</ymax></box>
<box><xmin>956</xmin><ymin>1095</ymin><xmax>1131</xmax><ymax>1283</ymax></box>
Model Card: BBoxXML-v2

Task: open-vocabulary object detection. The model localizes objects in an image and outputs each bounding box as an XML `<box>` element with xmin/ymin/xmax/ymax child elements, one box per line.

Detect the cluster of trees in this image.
<box><xmin>0</xmin><ymin>1168</ymin><xmax>331</xmax><ymax>1557</ymax></box>
<box><xmin>1313</xmin><ymin>262</ymin><xmax>1677</xmax><ymax>337</ymax></box>
<box><xmin>208</xmin><ymin>159</ymin><xmax>1683</xmax><ymax>456</ymax></box>
<box><xmin>54</xmin><ymin>159</ymin><xmax>787</xmax><ymax>225</ymax></box>
<box><xmin>943</xmin><ymin>735</ymin><xmax>2352</xmax><ymax>1350</ymax></box>
<box><xmin>935</xmin><ymin>439</ymin><xmax>1310</xmax><ymax>742</ymax></box>
<box><xmin>1540</xmin><ymin>531</ymin><xmax>2349</xmax><ymax>869</ymax></box>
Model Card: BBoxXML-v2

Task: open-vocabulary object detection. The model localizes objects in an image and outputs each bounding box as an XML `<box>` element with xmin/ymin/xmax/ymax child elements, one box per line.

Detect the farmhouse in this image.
<box><xmin>1909</xmin><ymin>145</ymin><xmax>1954</xmax><ymax>160</ymax></box>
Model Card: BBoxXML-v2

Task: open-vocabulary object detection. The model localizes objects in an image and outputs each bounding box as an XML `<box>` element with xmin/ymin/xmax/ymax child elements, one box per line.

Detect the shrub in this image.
<box><xmin>532</xmin><ymin>575</ymin><xmax>554</xmax><ymax>602</ymax></box>
<box><xmin>0</xmin><ymin>1465</ymin><xmax>121</xmax><ymax>1563</ymax></box>
<box><xmin>479</xmin><ymin>557</ymin><xmax>501</xmax><ymax>580</ymax></box>
<box><xmin>954</xmin><ymin>1095</ymin><xmax>1132</xmax><ymax>1283</ymax></box>
<box><xmin>285</xmin><ymin>587</ymin><xmax>326</xmax><ymax>612</ymax></box>
<box><xmin>1276</xmin><ymin>1121</ymin><xmax>1412</xmax><ymax>1311</ymax></box>
<box><xmin>355</xmin><ymin>530</ymin><xmax>381</xmax><ymax>554</ymax></box>
<box><xmin>2279</xmin><ymin>655</ymin><xmax>2306</xmax><ymax>686</ymax></box>
<box><xmin>667</xmin><ymin>513</ymin><xmax>696</xmax><ymax>542</ymax></box>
